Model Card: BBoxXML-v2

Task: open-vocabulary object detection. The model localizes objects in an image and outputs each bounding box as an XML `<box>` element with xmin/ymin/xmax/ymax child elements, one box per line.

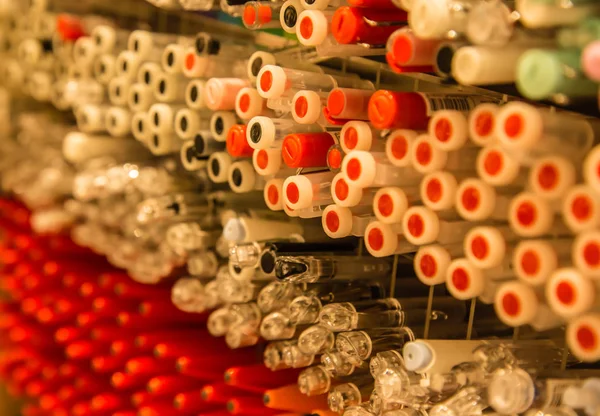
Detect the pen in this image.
<box><xmin>331</xmin><ymin>173</ymin><xmax>375</xmax><ymax>208</ymax></box>
<box><xmin>128</xmin><ymin>83</ymin><xmax>155</xmax><ymax>112</ymax></box>
<box><xmin>517</xmin><ymin>0</ymin><xmax>600</xmax><ymax>28</ymax></box>
<box><xmin>247</xmin><ymin>116</ymin><xmax>323</xmax><ymax>150</ymax></box>
<box><xmin>386</xmin><ymin>28</ymin><xmax>440</xmax><ymax>73</ymax></box>
<box><xmin>340</xmin><ymin>121</ymin><xmax>383</xmax><ymax>154</ymax></box>
<box><xmin>566</xmin><ymin>312</ymin><xmax>600</xmax><ymax>362</ymax></box>
<box><xmin>468</xmin><ymin>103</ymin><xmax>499</xmax><ymax>147</ymax></box>
<box><xmin>279</xmin><ymin>0</ymin><xmax>305</xmax><ymax>33</ymax></box>
<box><xmin>546</xmin><ymin>268</ymin><xmax>600</xmax><ymax>320</ymax></box>
<box><xmin>183</xmin><ymin>48</ymin><xmax>248</xmax><ymax>79</ymax></box>
<box><xmin>476</xmin><ymin>144</ymin><xmax>529</xmax><ymax>188</ymax></box>
<box><xmin>154</xmin><ymin>71</ymin><xmax>189</xmax><ymax>103</ymax></box>
<box><xmin>573</xmin><ymin>230</ymin><xmax>600</xmax><ymax>279</ymax></box>
<box><xmin>185</xmin><ymin>79</ymin><xmax>206</xmax><ymax>110</ymax></box>
<box><xmin>364</xmin><ymin>221</ymin><xmax>417</xmax><ymax>257</ymax></box>
<box><xmin>292</xmin><ymin>90</ymin><xmax>332</xmax><ymax>125</ymax></box>
<box><xmin>105</xmin><ymin>107</ymin><xmax>132</xmax><ymax>138</ymax></box>
<box><xmin>414</xmin><ymin>243</ymin><xmax>463</xmax><ymax>285</ymax></box>
<box><xmin>412</xmin><ymin>134</ymin><xmax>479</xmax><ymax>174</ymax></box>
<box><xmin>195</xmin><ymin>32</ymin><xmax>255</xmax><ymax>59</ymax></box>
<box><xmin>108</xmin><ymin>76</ymin><xmax>131</xmax><ymax>107</ymax></box>
<box><xmin>210</xmin><ymin>111</ymin><xmax>239</xmax><ymax>142</ymax></box>
<box><xmin>263</xmin><ymin>178</ymin><xmax>286</xmax><ymax>211</ymax></box>
<box><xmin>495</xmin><ymin>281</ymin><xmax>564</xmax><ymax>331</ymax></box>
<box><xmin>342</xmin><ymin>150</ymin><xmax>422</xmax><ymax>188</ymax></box>
<box><xmin>514</xmin><ymin>238</ymin><xmax>571</xmax><ymax>286</ymax></box>
<box><xmin>93</xmin><ymin>54</ymin><xmax>116</xmax><ymax>85</ymax></box>
<box><xmin>328</xmin><ymin>381</ymin><xmax>373</xmax><ymax>413</ymax></box>
<box><xmin>528</xmin><ymin>155</ymin><xmax>576</xmax><ymax>202</ymax></box>
<box><xmin>235</xmin><ymin>87</ymin><xmax>269</xmax><ymax>120</ymax></box>
<box><xmin>402</xmin><ymin>206</ymin><xmax>474</xmax><ymax>245</ymax></box>
<box><xmin>242</xmin><ymin>1</ymin><xmax>282</xmax><ymax>30</ymax></box>
<box><xmin>175</xmin><ymin>108</ymin><xmax>210</xmax><ymax>141</ymax></box>
<box><xmin>283</xmin><ymin>171</ymin><xmax>335</xmax><ymax>210</ymax></box>
<box><xmin>446</xmin><ymin>257</ymin><xmax>513</xmax><ymax>303</ymax></box>
<box><xmin>331</xmin><ymin>7</ymin><xmax>407</xmax><ymax>46</ymax></box>
<box><xmin>373</xmin><ymin>186</ymin><xmax>419</xmax><ymax>224</ymax></box>
<box><xmin>257</xmin><ymin>65</ymin><xmax>373</xmax><ymax>100</ymax></box>
<box><xmin>509</xmin><ymin>192</ymin><xmax>569</xmax><ymax>238</ymax></box>
<box><xmin>561</xmin><ymin>185</ymin><xmax>600</xmax><ymax>233</ymax></box>
<box><xmin>455</xmin><ymin>178</ymin><xmax>514</xmax><ymax>221</ymax></box>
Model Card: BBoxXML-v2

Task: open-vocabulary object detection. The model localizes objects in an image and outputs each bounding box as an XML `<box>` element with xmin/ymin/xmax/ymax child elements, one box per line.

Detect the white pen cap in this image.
<box><xmin>546</xmin><ymin>268</ymin><xmax>597</xmax><ymax>319</ymax></box>
<box><xmin>415</xmin><ymin>244</ymin><xmax>452</xmax><ymax>286</ymax></box>
<box><xmin>566</xmin><ymin>313</ymin><xmax>600</xmax><ymax>362</ymax></box>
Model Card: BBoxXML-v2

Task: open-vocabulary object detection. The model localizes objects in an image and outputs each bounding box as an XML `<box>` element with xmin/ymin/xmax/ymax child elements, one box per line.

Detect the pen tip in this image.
<box><xmin>226</xmin><ymin>400</ymin><xmax>236</xmax><ymax>412</ymax></box>
<box><xmin>263</xmin><ymin>393</ymin><xmax>270</xmax><ymax>405</ymax></box>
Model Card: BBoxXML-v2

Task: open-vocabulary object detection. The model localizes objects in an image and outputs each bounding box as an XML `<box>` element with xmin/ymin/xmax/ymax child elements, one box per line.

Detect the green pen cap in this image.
<box><xmin>516</xmin><ymin>48</ymin><xmax>596</xmax><ymax>100</ymax></box>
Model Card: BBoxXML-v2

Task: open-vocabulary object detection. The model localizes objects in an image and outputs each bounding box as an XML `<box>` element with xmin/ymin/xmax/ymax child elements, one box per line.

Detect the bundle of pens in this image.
<box><xmin>1</xmin><ymin>1</ymin><xmax>600</xmax><ymax>416</ymax></box>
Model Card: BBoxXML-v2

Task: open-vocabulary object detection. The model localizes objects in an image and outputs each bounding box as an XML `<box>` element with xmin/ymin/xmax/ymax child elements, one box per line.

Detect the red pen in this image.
<box><xmin>65</xmin><ymin>340</ymin><xmax>110</xmax><ymax>360</ymax></box>
<box><xmin>135</xmin><ymin>329</ymin><xmax>203</xmax><ymax>351</ymax></box>
<box><xmin>282</xmin><ymin>132</ymin><xmax>336</xmax><ymax>168</ymax></box>
<box><xmin>225</xmin><ymin>364</ymin><xmax>301</xmax><ymax>389</ymax></box>
<box><xmin>110</xmin><ymin>338</ymin><xmax>139</xmax><ymax>358</ymax></box>
<box><xmin>147</xmin><ymin>374</ymin><xmax>201</xmax><ymax>395</ymax></box>
<box><xmin>174</xmin><ymin>391</ymin><xmax>220</xmax><ymax>413</ymax></box>
<box><xmin>138</xmin><ymin>401</ymin><xmax>180</xmax><ymax>416</ymax></box>
<box><xmin>154</xmin><ymin>339</ymin><xmax>229</xmax><ymax>360</ymax></box>
<box><xmin>476</xmin><ymin>145</ymin><xmax>528</xmax><ymax>187</ymax></box>
<box><xmin>90</xmin><ymin>392</ymin><xmax>130</xmax><ymax>412</ymax></box>
<box><xmin>228</xmin><ymin>396</ymin><xmax>281</xmax><ymax>415</ymax></box>
<box><xmin>111</xmin><ymin>371</ymin><xmax>149</xmax><ymax>390</ymax></box>
<box><xmin>91</xmin><ymin>355</ymin><xmax>129</xmax><ymax>373</ymax></box>
<box><xmin>125</xmin><ymin>356</ymin><xmax>176</xmax><ymax>376</ymax></box>
<box><xmin>202</xmin><ymin>383</ymin><xmax>256</xmax><ymax>404</ymax></box>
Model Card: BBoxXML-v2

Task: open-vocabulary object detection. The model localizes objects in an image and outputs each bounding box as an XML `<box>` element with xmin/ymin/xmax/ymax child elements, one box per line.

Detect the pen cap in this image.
<box><xmin>226</xmin><ymin>124</ymin><xmax>253</xmax><ymax>158</ymax></box>
<box><xmin>468</xmin><ymin>103</ymin><xmax>499</xmax><ymax>147</ymax></box>
<box><xmin>105</xmin><ymin>107</ymin><xmax>132</xmax><ymax>138</ymax></box>
<box><xmin>185</xmin><ymin>80</ymin><xmax>206</xmax><ymax>110</ymax></box>
<box><xmin>487</xmin><ymin>368</ymin><xmax>535</xmax><ymax>414</ymax></box>
<box><xmin>235</xmin><ymin>87</ymin><xmax>265</xmax><ymax>120</ymax></box>
<box><xmin>546</xmin><ymin>268</ymin><xmax>597</xmax><ymax>319</ymax></box>
<box><xmin>402</xmin><ymin>206</ymin><xmax>442</xmax><ymax>246</ymax></box>
<box><xmin>455</xmin><ymin>178</ymin><xmax>498</xmax><ymax>222</ymax></box>
<box><xmin>248</xmin><ymin>51</ymin><xmax>276</xmax><ymax>81</ymax></box>
<box><xmin>508</xmin><ymin>192</ymin><xmax>554</xmax><ymax>237</ymax></box>
<box><xmin>208</xmin><ymin>152</ymin><xmax>233</xmax><ymax>183</ymax></box>
<box><xmin>298</xmin><ymin>365</ymin><xmax>331</xmax><ymax>396</ymax></box>
<box><xmin>175</xmin><ymin>108</ymin><xmax>206</xmax><ymax>140</ymax></box>
<box><xmin>108</xmin><ymin>77</ymin><xmax>131</xmax><ymax>107</ymax></box>
<box><xmin>204</xmin><ymin>78</ymin><xmax>249</xmax><ymax>111</ymax></box>
<box><xmin>264</xmin><ymin>178</ymin><xmax>285</xmax><ymax>211</ymax></box>
<box><xmin>428</xmin><ymin>110</ymin><xmax>468</xmax><ymax>151</ymax></box>
<box><xmin>210</xmin><ymin>111</ymin><xmax>238</xmax><ymax>142</ymax></box>
<box><xmin>365</xmin><ymin>221</ymin><xmax>405</xmax><ymax>257</ymax></box>
<box><xmin>368</xmin><ymin>91</ymin><xmax>428</xmax><ymax>130</ymax></box>
<box><xmin>445</xmin><ymin>258</ymin><xmax>486</xmax><ymax>301</ymax></box>
<box><xmin>494</xmin><ymin>281</ymin><xmax>542</xmax><ymax>327</ymax></box>
<box><xmin>280</xmin><ymin>0</ymin><xmax>304</xmax><ymax>33</ymax></box>
<box><xmin>228</xmin><ymin>160</ymin><xmax>259</xmax><ymax>193</ymax></box>
<box><xmin>331</xmin><ymin>174</ymin><xmax>364</xmax><ymax>207</ymax></box>
<box><xmin>387</xmin><ymin>27</ymin><xmax>440</xmax><ymax>67</ymax></box>
<box><xmin>73</xmin><ymin>36</ymin><xmax>97</xmax><ymax>66</ymax></box>
<box><xmin>415</xmin><ymin>244</ymin><xmax>453</xmax><ymax>285</ymax></box>
<box><xmin>327</xmin><ymin>88</ymin><xmax>372</xmax><ymax>121</ymax></box>
<box><xmin>253</xmin><ymin>148</ymin><xmax>283</xmax><ymax>176</ymax></box>
<box><xmin>92</xmin><ymin>25</ymin><xmax>121</xmax><ymax>54</ymax></box>
<box><xmin>327</xmin><ymin>144</ymin><xmax>344</xmax><ymax>172</ymax></box>
<box><xmin>566</xmin><ymin>313</ymin><xmax>600</xmax><ymax>362</ymax></box>
<box><xmin>282</xmin><ymin>132</ymin><xmax>335</xmax><ymax>168</ymax></box>
<box><xmin>322</xmin><ymin>205</ymin><xmax>352</xmax><ymax>238</ymax></box>
<box><xmin>284</xmin><ymin>174</ymin><xmax>319</xmax><ymax>210</ymax></box>
<box><xmin>513</xmin><ymin>239</ymin><xmax>560</xmax><ymax>286</ymax></box>
<box><xmin>138</xmin><ymin>62</ymin><xmax>162</xmax><ymax>88</ymax></box>
<box><xmin>223</xmin><ymin>216</ymin><xmax>303</xmax><ymax>243</ymax></box>
<box><xmin>420</xmin><ymin>171</ymin><xmax>457</xmax><ymax>212</ymax></box>
<box><xmin>373</xmin><ymin>187</ymin><xmax>411</xmax><ymax>224</ymax></box>
<box><xmin>463</xmin><ymin>226</ymin><xmax>509</xmax><ymax>270</ymax></box>
<box><xmin>562</xmin><ymin>185</ymin><xmax>600</xmax><ymax>233</ymax></box>
<box><xmin>292</xmin><ymin>90</ymin><xmax>325</xmax><ymax>124</ymax></box>
<box><xmin>476</xmin><ymin>145</ymin><xmax>522</xmax><ymax>187</ymax></box>
<box><xmin>162</xmin><ymin>43</ymin><xmax>186</xmax><ymax>74</ymax></box>
<box><xmin>296</xmin><ymin>10</ymin><xmax>330</xmax><ymax>46</ymax></box>
<box><xmin>528</xmin><ymin>155</ymin><xmax>576</xmax><ymax>200</ymax></box>
<box><xmin>517</xmin><ymin>49</ymin><xmax>594</xmax><ymax>100</ymax></box>
<box><xmin>386</xmin><ymin>129</ymin><xmax>417</xmax><ymax>168</ymax></box>
<box><xmin>573</xmin><ymin>230</ymin><xmax>600</xmax><ymax>279</ymax></box>
<box><xmin>340</xmin><ymin>121</ymin><xmax>376</xmax><ymax>153</ymax></box>
<box><xmin>410</xmin><ymin>134</ymin><xmax>448</xmax><ymax>174</ymax></box>
<box><xmin>132</xmin><ymin>112</ymin><xmax>150</xmax><ymax>144</ymax></box>
<box><xmin>94</xmin><ymin>54</ymin><xmax>116</xmax><ymax>85</ymax></box>
<box><xmin>128</xmin><ymin>83</ymin><xmax>155</xmax><ymax>112</ymax></box>
<box><xmin>116</xmin><ymin>50</ymin><xmax>143</xmax><ymax>80</ymax></box>
<box><xmin>331</xmin><ymin>7</ymin><xmax>407</xmax><ymax>45</ymax></box>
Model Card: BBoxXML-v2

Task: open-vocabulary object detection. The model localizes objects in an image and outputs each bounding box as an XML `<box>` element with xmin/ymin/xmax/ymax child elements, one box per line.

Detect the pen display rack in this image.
<box><xmin>1</xmin><ymin>0</ymin><xmax>600</xmax><ymax>416</ymax></box>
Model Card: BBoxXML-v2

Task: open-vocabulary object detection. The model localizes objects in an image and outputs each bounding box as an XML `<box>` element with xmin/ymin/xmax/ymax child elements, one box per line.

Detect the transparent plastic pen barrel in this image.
<box><xmin>274</xmin><ymin>254</ymin><xmax>391</xmax><ymax>283</ymax></box>
<box><xmin>242</xmin><ymin>1</ymin><xmax>282</xmax><ymax>29</ymax></box>
<box><xmin>195</xmin><ymin>32</ymin><xmax>256</xmax><ymax>59</ymax></box>
<box><xmin>342</xmin><ymin>150</ymin><xmax>422</xmax><ymax>188</ymax></box>
<box><xmin>322</xmin><ymin>205</ymin><xmax>374</xmax><ymax>239</ymax></box>
<box><xmin>409</xmin><ymin>0</ymin><xmax>477</xmax><ymax>39</ymax></box>
<box><xmin>283</xmin><ymin>171</ymin><xmax>335</xmax><ymax>210</ymax></box>
<box><xmin>257</xmin><ymin>64</ymin><xmax>373</xmax><ymax>99</ymax></box>
<box><xmin>247</xmin><ymin>116</ymin><xmax>322</xmax><ymax>150</ymax></box>
<box><xmin>336</xmin><ymin>328</ymin><xmax>415</xmax><ymax>366</ymax></box>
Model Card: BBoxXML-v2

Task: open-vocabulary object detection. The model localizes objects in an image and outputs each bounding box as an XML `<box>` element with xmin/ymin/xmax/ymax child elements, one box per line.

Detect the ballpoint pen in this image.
<box><xmin>322</xmin><ymin>205</ymin><xmax>374</xmax><ymax>239</ymax></box>
<box><xmin>264</xmin><ymin>339</ymin><xmax>315</xmax><ymax>370</ymax></box>
<box><xmin>566</xmin><ymin>312</ymin><xmax>600</xmax><ymax>362</ymax></box>
<box><xmin>386</xmin><ymin>28</ymin><xmax>440</xmax><ymax>73</ymax></box>
<box><xmin>247</xmin><ymin>116</ymin><xmax>323</xmax><ymax>150</ymax></box>
<box><xmin>373</xmin><ymin>186</ymin><xmax>420</xmax><ymax>224</ymax></box>
<box><xmin>455</xmin><ymin>178</ymin><xmax>514</xmax><ymax>222</ymax></box>
<box><xmin>340</xmin><ymin>121</ymin><xmax>384</xmax><ymax>154</ymax></box>
<box><xmin>336</xmin><ymin>328</ymin><xmax>415</xmax><ymax>366</ymax></box>
<box><xmin>446</xmin><ymin>257</ymin><xmax>514</xmax><ymax>303</ymax></box>
<box><xmin>331</xmin><ymin>173</ymin><xmax>375</xmax><ymax>208</ymax></box>
<box><xmin>509</xmin><ymin>192</ymin><xmax>570</xmax><ymax>238</ymax></box>
<box><xmin>463</xmin><ymin>225</ymin><xmax>516</xmax><ymax>270</ymax></box>
<box><xmin>411</xmin><ymin>134</ymin><xmax>479</xmax><ymax>175</ymax></box>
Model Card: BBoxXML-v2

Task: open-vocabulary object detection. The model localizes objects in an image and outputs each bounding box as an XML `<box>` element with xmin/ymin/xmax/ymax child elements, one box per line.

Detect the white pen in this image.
<box><xmin>446</xmin><ymin>257</ymin><xmax>513</xmax><ymax>303</ymax></box>
<box><xmin>414</xmin><ymin>243</ymin><xmax>463</xmax><ymax>286</ymax></box>
<box><xmin>105</xmin><ymin>107</ymin><xmax>132</xmax><ymax>138</ymax></box>
<box><xmin>546</xmin><ymin>268</ymin><xmax>600</xmax><ymax>320</ymax></box>
<box><xmin>455</xmin><ymin>178</ymin><xmax>513</xmax><ymax>221</ymax></box>
<box><xmin>235</xmin><ymin>87</ymin><xmax>270</xmax><ymax>120</ymax></box>
<box><xmin>91</xmin><ymin>25</ymin><xmax>129</xmax><ymax>55</ymax></box>
<box><xmin>128</xmin><ymin>82</ymin><xmax>155</xmax><ymax>112</ymax></box>
<box><xmin>93</xmin><ymin>54</ymin><xmax>117</xmax><ymax>85</ymax></box>
<box><xmin>476</xmin><ymin>145</ymin><xmax>528</xmax><ymax>187</ymax></box>
<box><xmin>495</xmin><ymin>281</ymin><xmax>564</xmax><ymax>331</ymax></box>
<box><xmin>161</xmin><ymin>39</ymin><xmax>194</xmax><ymax>75</ymax></box>
<box><xmin>562</xmin><ymin>184</ymin><xmax>600</xmax><ymax>233</ymax></box>
<box><xmin>372</xmin><ymin>186</ymin><xmax>420</xmax><ymax>224</ymax></box>
<box><xmin>154</xmin><ymin>71</ymin><xmax>188</xmax><ymax>103</ymax></box>
<box><xmin>283</xmin><ymin>171</ymin><xmax>335</xmax><ymax>210</ymax></box>
<box><xmin>513</xmin><ymin>238</ymin><xmax>572</xmax><ymax>286</ymax></box>
<box><xmin>342</xmin><ymin>150</ymin><xmax>422</xmax><ymax>189</ymax></box>
<box><xmin>331</xmin><ymin>173</ymin><xmax>375</xmax><ymax>208</ymax></box>
<box><xmin>402</xmin><ymin>206</ymin><xmax>475</xmax><ymax>246</ymax></box>
<box><xmin>253</xmin><ymin>148</ymin><xmax>290</xmax><ymax>176</ymax></box>
<box><xmin>528</xmin><ymin>155</ymin><xmax>577</xmax><ymax>201</ymax></box>
<box><xmin>75</xmin><ymin>104</ymin><xmax>109</xmax><ymax>134</ymax></box>
<box><xmin>116</xmin><ymin>50</ymin><xmax>159</xmax><ymax>81</ymax></box>
<box><xmin>174</xmin><ymin>108</ymin><xmax>210</xmax><ymax>140</ymax></box>
<box><xmin>128</xmin><ymin>30</ymin><xmax>179</xmax><ymax>59</ymax></box>
<box><xmin>385</xmin><ymin>129</ymin><xmax>419</xmax><ymax>168</ymax></box>
<box><xmin>257</xmin><ymin>64</ymin><xmax>372</xmax><ymax>100</ymax></box>
<box><xmin>364</xmin><ymin>221</ymin><xmax>417</xmax><ymax>257</ymax></box>
<box><xmin>322</xmin><ymin>205</ymin><xmax>373</xmax><ymax>239</ymax></box>
<box><xmin>180</xmin><ymin>140</ymin><xmax>208</xmax><ymax>171</ymax></box>
<box><xmin>517</xmin><ymin>0</ymin><xmax>600</xmax><ymax>28</ymax></box>
<box><xmin>428</xmin><ymin>110</ymin><xmax>469</xmax><ymax>151</ymax></box>
<box><xmin>340</xmin><ymin>121</ymin><xmax>384</xmax><ymax>154</ymax></box>
<box><xmin>291</xmin><ymin>90</ymin><xmax>330</xmax><ymax>125</ymax></box>
<box><xmin>468</xmin><ymin>103</ymin><xmax>500</xmax><ymax>147</ymax></box>
<box><xmin>411</xmin><ymin>134</ymin><xmax>479</xmax><ymax>175</ymax></box>
<box><xmin>185</xmin><ymin>79</ymin><xmax>206</xmax><ymax>110</ymax></box>
<box><xmin>420</xmin><ymin>171</ymin><xmax>468</xmax><ymax>212</ymax></box>
<box><xmin>137</xmin><ymin>62</ymin><xmax>162</xmax><ymax>88</ymax></box>
<box><xmin>296</xmin><ymin>9</ymin><xmax>334</xmax><ymax>46</ymax></box>
<box><xmin>566</xmin><ymin>312</ymin><xmax>600</xmax><ymax>362</ymax></box>
<box><xmin>108</xmin><ymin>76</ymin><xmax>131</xmax><ymax>107</ymax></box>
<box><xmin>204</xmin><ymin>77</ymin><xmax>249</xmax><ymax>111</ymax></box>
<box><xmin>207</xmin><ymin>152</ymin><xmax>233</xmax><ymax>183</ymax></box>
<box><xmin>509</xmin><ymin>192</ymin><xmax>568</xmax><ymax>238</ymax></box>
<box><xmin>195</xmin><ymin>32</ymin><xmax>256</xmax><ymax>59</ymax></box>
<box><xmin>131</xmin><ymin>112</ymin><xmax>150</xmax><ymax>145</ymax></box>
<box><xmin>228</xmin><ymin>160</ymin><xmax>266</xmax><ymax>193</ymax></box>
<box><xmin>182</xmin><ymin>47</ymin><xmax>248</xmax><ymax>79</ymax></box>
<box><xmin>495</xmin><ymin>101</ymin><xmax>596</xmax><ymax>164</ymax></box>
<box><xmin>210</xmin><ymin>111</ymin><xmax>239</xmax><ymax>142</ymax></box>
<box><xmin>279</xmin><ymin>0</ymin><xmax>305</xmax><ymax>33</ymax></box>
<box><xmin>573</xmin><ymin>230</ymin><xmax>600</xmax><ymax>279</ymax></box>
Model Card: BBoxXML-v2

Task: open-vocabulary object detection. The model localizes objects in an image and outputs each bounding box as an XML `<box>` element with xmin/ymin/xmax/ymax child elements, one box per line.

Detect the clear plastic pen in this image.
<box><xmin>322</xmin><ymin>205</ymin><xmax>374</xmax><ymax>239</ymax></box>
<box><xmin>476</xmin><ymin>145</ymin><xmax>529</xmax><ymax>187</ymax></box>
<box><xmin>446</xmin><ymin>258</ymin><xmax>514</xmax><ymax>303</ymax></box>
<box><xmin>402</xmin><ymin>206</ymin><xmax>475</xmax><ymax>246</ymax></box>
<box><xmin>264</xmin><ymin>340</ymin><xmax>316</xmax><ymax>370</ymax></box>
<box><xmin>336</xmin><ymin>328</ymin><xmax>415</xmax><ymax>365</ymax></box>
<box><xmin>328</xmin><ymin>380</ymin><xmax>374</xmax><ymax>413</ymax></box>
<box><xmin>364</xmin><ymin>221</ymin><xmax>418</xmax><ymax>258</ymax></box>
<box><xmin>342</xmin><ymin>150</ymin><xmax>422</xmax><ymax>189</ymax></box>
<box><xmin>274</xmin><ymin>254</ymin><xmax>392</xmax><ymax>283</ymax></box>
<box><xmin>512</xmin><ymin>238</ymin><xmax>572</xmax><ymax>286</ymax></box>
<box><xmin>411</xmin><ymin>134</ymin><xmax>479</xmax><ymax>175</ymax></box>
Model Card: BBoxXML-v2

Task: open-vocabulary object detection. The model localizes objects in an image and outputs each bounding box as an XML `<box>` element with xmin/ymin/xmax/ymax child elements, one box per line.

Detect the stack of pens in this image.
<box><xmin>2</xmin><ymin>1</ymin><xmax>600</xmax><ymax>416</ymax></box>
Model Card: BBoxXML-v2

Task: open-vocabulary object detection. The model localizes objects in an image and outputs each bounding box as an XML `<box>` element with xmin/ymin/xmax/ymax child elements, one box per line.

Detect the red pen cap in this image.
<box><xmin>282</xmin><ymin>132</ymin><xmax>335</xmax><ymax>168</ymax></box>
<box><xmin>225</xmin><ymin>364</ymin><xmax>301</xmax><ymax>389</ymax></box>
<box><xmin>91</xmin><ymin>355</ymin><xmax>129</xmax><ymax>373</ymax></box>
<box><xmin>175</xmin><ymin>389</ymin><xmax>217</xmax><ymax>412</ymax></box>
<box><xmin>368</xmin><ymin>90</ymin><xmax>428</xmax><ymax>130</ymax></box>
<box><xmin>56</xmin><ymin>14</ymin><xmax>86</xmax><ymax>41</ymax></box>
<box><xmin>226</xmin><ymin>124</ymin><xmax>253</xmax><ymax>158</ymax></box>
<box><xmin>66</xmin><ymin>340</ymin><xmax>109</xmax><ymax>360</ymax></box>
<box><xmin>228</xmin><ymin>397</ymin><xmax>279</xmax><ymax>415</ymax></box>
<box><xmin>331</xmin><ymin>7</ymin><xmax>407</xmax><ymax>45</ymax></box>
<box><xmin>90</xmin><ymin>392</ymin><xmax>129</xmax><ymax>411</ymax></box>
<box><xmin>326</xmin><ymin>88</ymin><xmax>372</xmax><ymax>121</ymax></box>
<box><xmin>327</xmin><ymin>145</ymin><xmax>344</xmax><ymax>172</ymax></box>
<box><xmin>111</xmin><ymin>371</ymin><xmax>149</xmax><ymax>390</ymax></box>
